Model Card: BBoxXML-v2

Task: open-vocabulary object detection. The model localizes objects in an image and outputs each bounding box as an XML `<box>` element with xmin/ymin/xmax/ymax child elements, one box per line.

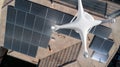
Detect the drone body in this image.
<box><xmin>51</xmin><ymin>0</ymin><xmax>114</xmax><ymax>57</ymax></box>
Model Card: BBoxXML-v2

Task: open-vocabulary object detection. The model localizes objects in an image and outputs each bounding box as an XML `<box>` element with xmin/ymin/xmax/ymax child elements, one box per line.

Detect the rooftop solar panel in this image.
<box><xmin>33</xmin><ymin>16</ymin><xmax>45</xmax><ymax>32</ymax></box>
<box><xmin>100</xmin><ymin>39</ymin><xmax>114</xmax><ymax>55</ymax></box>
<box><xmin>25</xmin><ymin>13</ymin><xmax>35</xmax><ymax>29</ymax></box>
<box><xmin>57</xmin><ymin>29</ymin><xmax>71</xmax><ymax>35</ymax></box>
<box><xmin>4</xmin><ymin>6</ymin><xmax>40</xmax><ymax>57</ymax></box>
<box><xmin>90</xmin><ymin>36</ymin><xmax>114</xmax><ymax>55</ymax></box>
<box><xmin>15</xmin><ymin>0</ymin><xmax>31</xmax><ymax>12</ymax></box>
<box><xmin>42</xmin><ymin>19</ymin><xmax>55</xmax><ymax>36</ymax></box>
<box><xmin>20</xmin><ymin>42</ymin><xmax>29</xmax><ymax>54</ymax></box>
<box><xmin>55</xmin><ymin>0</ymin><xmax>107</xmax><ymax>15</ymax></box>
<box><xmin>22</xmin><ymin>28</ymin><xmax>32</xmax><ymax>43</ymax></box>
<box><xmin>90</xmin><ymin>36</ymin><xmax>104</xmax><ymax>52</ymax></box>
<box><xmin>61</xmin><ymin>13</ymin><xmax>74</xmax><ymax>24</ymax></box>
<box><xmin>30</xmin><ymin>3</ymin><xmax>48</xmax><ymax>18</ymax></box>
<box><xmin>16</xmin><ymin>10</ymin><xmax>26</xmax><ymax>26</ymax></box>
<box><xmin>7</xmin><ymin>6</ymin><xmax>16</xmax><ymax>23</ymax></box>
<box><xmin>31</xmin><ymin>31</ymin><xmax>41</xmax><ymax>46</ymax></box>
<box><xmin>12</xmin><ymin>38</ymin><xmax>20</xmax><ymax>51</ymax></box>
<box><xmin>91</xmin><ymin>25</ymin><xmax>112</xmax><ymax>39</ymax></box>
<box><xmin>40</xmin><ymin>35</ymin><xmax>50</xmax><ymax>47</ymax></box>
<box><xmin>108</xmin><ymin>10</ymin><xmax>120</xmax><ymax>18</ymax></box>
<box><xmin>28</xmin><ymin>45</ymin><xmax>38</xmax><ymax>57</ymax></box>
<box><xmin>91</xmin><ymin>51</ymin><xmax>109</xmax><ymax>63</ymax></box>
<box><xmin>46</xmin><ymin>8</ymin><xmax>64</xmax><ymax>24</ymax></box>
<box><xmin>4</xmin><ymin>36</ymin><xmax>12</xmax><ymax>49</ymax></box>
<box><xmin>5</xmin><ymin>22</ymin><xmax>14</xmax><ymax>37</ymax></box>
<box><xmin>14</xmin><ymin>26</ymin><xmax>23</xmax><ymax>40</ymax></box>
<box><xmin>69</xmin><ymin>30</ymin><xmax>81</xmax><ymax>39</ymax></box>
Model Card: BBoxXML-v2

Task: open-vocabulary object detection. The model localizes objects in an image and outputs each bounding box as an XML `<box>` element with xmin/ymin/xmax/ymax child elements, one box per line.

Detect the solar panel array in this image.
<box><xmin>91</xmin><ymin>51</ymin><xmax>109</xmax><ymax>63</ymax></box>
<box><xmin>90</xmin><ymin>25</ymin><xmax>112</xmax><ymax>39</ymax></box>
<box><xmin>90</xmin><ymin>36</ymin><xmax>114</xmax><ymax>55</ymax></box>
<box><xmin>54</xmin><ymin>0</ymin><xmax>107</xmax><ymax>16</ymax></box>
<box><xmin>4</xmin><ymin>0</ymin><xmax>113</xmax><ymax>58</ymax></box>
<box><xmin>15</xmin><ymin>0</ymin><xmax>82</xmax><ymax>39</ymax></box>
<box><xmin>3</xmin><ymin>0</ymin><xmax>80</xmax><ymax>57</ymax></box>
<box><xmin>4</xmin><ymin>6</ymin><xmax>39</xmax><ymax>57</ymax></box>
<box><xmin>90</xmin><ymin>36</ymin><xmax>114</xmax><ymax>63</ymax></box>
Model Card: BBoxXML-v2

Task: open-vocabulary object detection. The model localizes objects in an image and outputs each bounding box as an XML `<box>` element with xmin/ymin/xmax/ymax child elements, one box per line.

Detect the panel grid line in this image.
<box><xmin>11</xmin><ymin>10</ymin><xmax>17</xmax><ymax>50</ymax></box>
<box><xmin>39</xmin><ymin>8</ymin><xmax>49</xmax><ymax>46</ymax></box>
<box><xmin>60</xmin><ymin>13</ymin><xmax>65</xmax><ymax>24</ymax></box>
<box><xmin>19</xmin><ymin>12</ymin><xmax>27</xmax><ymax>52</ymax></box>
<box><xmin>68</xmin><ymin>30</ymin><xmax>73</xmax><ymax>36</ymax></box>
<box><xmin>92</xmin><ymin>26</ymin><xmax>97</xmax><ymax>33</ymax></box>
<box><xmin>99</xmin><ymin>39</ymin><xmax>106</xmax><ymax>51</ymax></box>
<box><xmin>5</xmin><ymin>1</ymin><xmax>86</xmax><ymax>57</ymax></box>
<box><xmin>29</xmin><ymin>3</ymin><xmax>33</xmax><ymax>13</ymax></box>
<box><xmin>27</xmin><ymin>15</ymin><xmax>37</xmax><ymax>55</ymax></box>
<box><xmin>14</xmin><ymin>5</ymin><xmax>63</xmax><ymax>28</ymax></box>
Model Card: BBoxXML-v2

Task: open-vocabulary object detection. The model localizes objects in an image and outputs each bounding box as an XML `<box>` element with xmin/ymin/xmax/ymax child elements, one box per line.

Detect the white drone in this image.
<box><xmin>51</xmin><ymin>0</ymin><xmax>115</xmax><ymax>58</ymax></box>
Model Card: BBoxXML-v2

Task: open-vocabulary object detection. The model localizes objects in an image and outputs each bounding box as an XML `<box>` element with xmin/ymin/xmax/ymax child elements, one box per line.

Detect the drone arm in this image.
<box><xmin>78</xmin><ymin>30</ymin><xmax>88</xmax><ymax>57</ymax></box>
<box><xmin>78</xmin><ymin>0</ymin><xmax>84</xmax><ymax>18</ymax></box>
<box><xmin>101</xmin><ymin>18</ymin><xmax>115</xmax><ymax>24</ymax></box>
<box><xmin>70</xmin><ymin>12</ymin><xmax>78</xmax><ymax>23</ymax></box>
<box><xmin>52</xmin><ymin>22</ymin><xmax>76</xmax><ymax>31</ymax></box>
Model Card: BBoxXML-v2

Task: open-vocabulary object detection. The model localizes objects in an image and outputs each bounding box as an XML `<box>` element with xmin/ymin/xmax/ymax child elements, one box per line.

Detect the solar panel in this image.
<box><xmin>91</xmin><ymin>25</ymin><xmax>112</xmax><ymax>39</ymax></box>
<box><xmin>90</xmin><ymin>36</ymin><xmax>114</xmax><ymax>55</ymax></box>
<box><xmin>91</xmin><ymin>51</ymin><xmax>108</xmax><ymax>63</ymax></box>
<box><xmin>56</xmin><ymin>13</ymin><xmax>74</xmax><ymax>36</ymax></box>
<box><xmin>57</xmin><ymin>29</ymin><xmax>71</xmax><ymax>35</ymax></box>
<box><xmin>100</xmin><ymin>39</ymin><xmax>114</xmax><ymax>55</ymax></box>
<box><xmin>16</xmin><ymin>10</ymin><xmax>25</xmax><ymax>26</ymax></box>
<box><xmin>4</xmin><ymin>6</ymin><xmax>40</xmax><ymax>57</ymax></box>
<box><xmin>12</xmin><ymin>38</ymin><xmax>20</xmax><ymax>51</ymax></box>
<box><xmin>42</xmin><ymin>19</ymin><xmax>55</xmax><ymax>36</ymax></box>
<box><xmin>7</xmin><ymin>6</ymin><xmax>16</xmax><ymax>23</ymax></box>
<box><xmin>31</xmin><ymin>31</ymin><xmax>41</xmax><ymax>46</ymax></box>
<box><xmin>90</xmin><ymin>36</ymin><xmax>105</xmax><ymax>51</ymax></box>
<box><xmin>20</xmin><ymin>42</ymin><xmax>29</xmax><ymax>54</ymax></box>
<box><xmin>14</xmin><ymin>26</ymin><xmax>23</xmax><ymax>40</ymax></box>
<box><xmin>108</xmin><ymin>10</ymin><xmax>120</xmax><ymax>18</ymax></box>
<box><xmin>46</xmin><ymin>8</ymin><xmax>64</xmax><ymax>25</ymax></box>
<box><xmin>4</xmin><ymin>36</ymin><xmax>12</xmax><ymax>49</ymax></box>
<box><xmin>28</xmin><ymin>45</ymin><xmax>38</xmax><ymax>57</ymax></box>
<box><xmin>15</xmin><ymin>0</ymin><xmax>31</xmax><ymax>12</ymax></box>
<box><xmin>69</xmin><ymin>30</ymin><xmax>81</xmax><ymax>39</ymax></box>
<box><xmin>30</xmin><ymin>3</ymin><xmax>48</xmax><ymax>18</ymax></box>
<box><xmin>62</xmin><ymin>13</ymin><xmax>74</xmax><ymax>24</ymax></box>
<box><xmin>25</xmin><ymin>13</ymin><xmax>35</xmax><ymax>29</ymax></box>
<box><xmin>33</xmin><ymin>16</ymin><xmax>45</xmax><ymax>32</ymax></box>
<box><xmin>40</xmin><ymin>35</ymin><xmax>50</xmax><ymax>47</ymax></box>
<box><xmin>54</xmin><ymin>0</ymin><xmax>107</xmax><ymax>15</ymax></box>
<box><xmin>5</xmin><ymin>22</ymin><xmax>14</xmax><ymax>37</ymax></box>
<box><xmin>22</xmin><ymin>29</ymin><xmax>32</xmax><ymax>43</ymax></box>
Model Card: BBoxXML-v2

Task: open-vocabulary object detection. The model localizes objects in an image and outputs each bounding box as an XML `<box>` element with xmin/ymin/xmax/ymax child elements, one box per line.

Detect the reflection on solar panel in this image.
<box><xmin>91</xmin><ymin>51</ymin><xmax>109</xmax><ymax>63</ymax></box>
